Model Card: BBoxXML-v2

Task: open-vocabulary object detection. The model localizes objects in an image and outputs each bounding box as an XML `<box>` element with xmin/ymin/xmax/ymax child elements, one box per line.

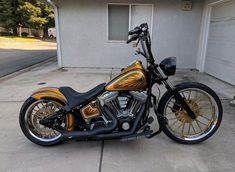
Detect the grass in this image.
<box><xmin>0</xmin><ymin>36</ymin><xmax>56</xmax><ymax>50</ymax></box>
<box><xmin>0</xmin><ymin>36</ymin><xmax>40</xmax><ymax>42</ymax></box>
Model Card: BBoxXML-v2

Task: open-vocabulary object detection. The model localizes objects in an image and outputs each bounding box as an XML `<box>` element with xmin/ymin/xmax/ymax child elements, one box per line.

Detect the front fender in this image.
<box><xmin>31</xmin><ymin>87</ymin><xmax>67</xmax><ymax>104</ymax></box>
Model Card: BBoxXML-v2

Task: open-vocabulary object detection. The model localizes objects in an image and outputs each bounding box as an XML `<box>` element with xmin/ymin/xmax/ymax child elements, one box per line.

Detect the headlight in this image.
<box><xmin>160</xmin><ymin>57</ymin><xmax>176</xmax><ymax>76</ymax></box>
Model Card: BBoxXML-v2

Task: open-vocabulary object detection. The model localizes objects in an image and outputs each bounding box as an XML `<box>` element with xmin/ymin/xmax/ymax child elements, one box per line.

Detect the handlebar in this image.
<box><xmin>126</xmin><ymin>34</ymin><xmax>139</xmax><ymax>44</ymax></box>
<box><xmin>126</xmin><ymin>23</ymin><xmax>148</xmax><ymax>44</ymax></box>
<box><xmin>128</xmin><ymin>26</ymin><xmax>142</xmax><ymax>36</ymax></box>
<box><xmin>126</xmin><ymin>23</ymin><xmax>155</xmax><ymax>65</ymax></box>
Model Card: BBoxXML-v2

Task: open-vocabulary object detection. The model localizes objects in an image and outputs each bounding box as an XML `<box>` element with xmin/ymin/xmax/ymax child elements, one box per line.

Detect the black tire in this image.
<box><xmin>158</xmin><ymin>82</ymin><xmax>223</xmax><ymax>144</ymax></box>
<box><xmin>19</xmin><ymin>97</ymin><xmax>63</xmax><ymax>146</ymax></box>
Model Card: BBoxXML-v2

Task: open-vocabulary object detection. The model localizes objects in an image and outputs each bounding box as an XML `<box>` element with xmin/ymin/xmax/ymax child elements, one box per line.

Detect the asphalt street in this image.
<box><xmin>0</xmin><ymin>49</ymin><xmax>56</xmax><ymax>77</ymax></box>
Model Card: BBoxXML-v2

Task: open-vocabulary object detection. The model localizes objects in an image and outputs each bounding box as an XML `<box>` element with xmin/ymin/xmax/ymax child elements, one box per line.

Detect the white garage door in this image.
<box><xmin>205</xmin><ymin>0</ymin><xmax>235</xmax><ymax>85</ymax></box>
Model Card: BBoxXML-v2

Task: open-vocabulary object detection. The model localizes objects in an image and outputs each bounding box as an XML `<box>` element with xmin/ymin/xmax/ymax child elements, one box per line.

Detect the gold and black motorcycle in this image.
<box><xmin>19</xmin><ymin>23</ymin><xmax>223</xmax><ymax>146</ymax></box>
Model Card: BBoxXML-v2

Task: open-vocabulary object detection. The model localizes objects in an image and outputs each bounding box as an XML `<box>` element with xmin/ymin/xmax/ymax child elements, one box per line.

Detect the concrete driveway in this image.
<box><xmin>0</xmin><ymin>61</ymin><xmax>234</xmax><ymax>172</ymax></box>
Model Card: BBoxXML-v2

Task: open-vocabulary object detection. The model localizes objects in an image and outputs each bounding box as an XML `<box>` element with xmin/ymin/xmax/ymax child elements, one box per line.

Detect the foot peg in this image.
<box><xmin>121</xmin><ymin>130</ymin><xmax>153</xmax><ymax>141</ymax></box>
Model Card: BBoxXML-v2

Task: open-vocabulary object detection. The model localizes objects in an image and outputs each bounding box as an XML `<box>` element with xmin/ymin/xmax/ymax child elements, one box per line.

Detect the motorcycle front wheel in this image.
<box><xmin>158</xmin><ymin>82</ymin><xmax>223</xmax><ymax>144</ymax></box>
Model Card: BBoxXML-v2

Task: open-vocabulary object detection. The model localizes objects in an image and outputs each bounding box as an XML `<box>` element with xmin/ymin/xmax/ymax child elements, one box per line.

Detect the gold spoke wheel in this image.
<box><xmin>25</xmin><ymin>99</ymin><xmax>65</xmax><ymax>142</ymax></box>
<box><xmin>161</xmin><ymin>84</ymin><xmax>222</xmax><ymax>144</ymax></box>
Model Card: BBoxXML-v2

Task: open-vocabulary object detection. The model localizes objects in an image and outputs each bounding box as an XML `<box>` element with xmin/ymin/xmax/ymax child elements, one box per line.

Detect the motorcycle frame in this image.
<box><xmin>31</xmin><ymin>25</ymin><xmax>197</xmax><ymax>140</ymax></box>
<box><xmin>67</xmin><ymin>27</ymin><xmax>198</xmax><ymax>140</ymax></box>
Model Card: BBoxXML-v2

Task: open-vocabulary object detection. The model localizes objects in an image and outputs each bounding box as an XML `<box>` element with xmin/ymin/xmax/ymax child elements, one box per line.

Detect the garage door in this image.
<box><xmin>204</xmin><ymin>0</ymin><xmax>235</xmax><ymax>85</ymax></box>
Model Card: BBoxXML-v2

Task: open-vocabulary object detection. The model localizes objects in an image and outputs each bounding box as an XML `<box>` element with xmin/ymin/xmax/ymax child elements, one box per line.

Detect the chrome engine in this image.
<box><xmin>98</xmin><ymin>91</ymin><xmax>147</xmax><ymax>131</ymax></box>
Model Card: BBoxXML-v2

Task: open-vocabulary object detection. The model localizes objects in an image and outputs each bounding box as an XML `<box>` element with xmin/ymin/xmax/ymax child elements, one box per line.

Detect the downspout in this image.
<box><xmin>47</xmin><ymin>0</ymin><xmax>62</xmax><ymax>68</ymax></box>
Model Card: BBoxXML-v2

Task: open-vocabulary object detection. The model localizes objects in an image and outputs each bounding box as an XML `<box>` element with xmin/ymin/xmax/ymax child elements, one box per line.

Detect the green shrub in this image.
<box><xmin>0</xmin><ymin>32</ymin><xmax>13</xmax><ymax>36</ymax></box>
<box><xmin>21</xmin><ymin>32</ymin><xmax>29</xmax><ymax>37</ymax></box>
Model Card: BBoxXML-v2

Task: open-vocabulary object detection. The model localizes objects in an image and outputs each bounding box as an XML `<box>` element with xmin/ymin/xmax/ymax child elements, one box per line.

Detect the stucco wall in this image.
<box><xmin>55</xmin><ymin>0</ymin><xmax>204</xmax><ymax>69</ymax></box>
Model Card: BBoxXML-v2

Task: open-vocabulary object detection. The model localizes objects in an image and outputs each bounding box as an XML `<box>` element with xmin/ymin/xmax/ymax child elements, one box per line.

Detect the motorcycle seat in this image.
<box><xmin>59</xmin><ymin>83</ymin><xmax>106</xmax><ymax>108</ymax></box>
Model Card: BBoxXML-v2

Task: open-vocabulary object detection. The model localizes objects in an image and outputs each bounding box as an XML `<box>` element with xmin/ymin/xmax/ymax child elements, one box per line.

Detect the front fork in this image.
<box><xmin>148</xmin><ymin>70</ymin><xmax>197</xmax><ymax>139</ymax></box>
<box><xmin>156</xmin><ymin>66</ymin><xmax>196</xmax><ymax>120</ymax></box>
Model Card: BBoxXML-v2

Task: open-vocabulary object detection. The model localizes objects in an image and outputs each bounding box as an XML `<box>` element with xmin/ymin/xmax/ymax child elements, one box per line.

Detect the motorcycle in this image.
<box><xmin>19</xmin><ymin>23</ymin><xmax>223</xmax><ymax>146</ymax></box>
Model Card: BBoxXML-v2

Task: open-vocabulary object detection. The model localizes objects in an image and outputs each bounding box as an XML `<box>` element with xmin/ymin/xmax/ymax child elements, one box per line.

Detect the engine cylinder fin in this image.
<box><xmin>98</xmin><ymin>91</ymin><xmax>148</xmax><ymax>127</ymax></box>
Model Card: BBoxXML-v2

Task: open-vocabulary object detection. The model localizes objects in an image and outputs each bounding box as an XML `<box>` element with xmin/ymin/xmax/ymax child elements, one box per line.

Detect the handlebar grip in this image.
<box><xmin>140</xmin><ymin>23</ymin><xmax>148</xmax><ymax>29</ymax></box>
<box><xmin>128</xmin><ymin>27</ymin><xmax>141</xmax><ymax>35</ymax></box>
<box><xmin>126</xmin><ymin>34</ymin><xmax>138</xmax><ymax>44</ymax></box>
<box><xmin>126</xmin><ymin>38</ymin><xmax>132</xmax><ymax>44</ymax></box>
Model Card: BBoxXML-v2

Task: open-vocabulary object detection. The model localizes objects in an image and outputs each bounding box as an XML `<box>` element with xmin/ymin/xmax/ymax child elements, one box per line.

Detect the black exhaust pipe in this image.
<box><xmin>89</xmin><ymin>104</ymin><xmax>146</xmax><ymax>140</ymax></box>
<box><xmin>61</xmin><ymin>106</ymin><xmax>118</xmax><ymax>140</ymax></box>
<box><xmin>62</xmin><ymin>104</ymin><xmax>146</xmax><ymax>140</ymax></box>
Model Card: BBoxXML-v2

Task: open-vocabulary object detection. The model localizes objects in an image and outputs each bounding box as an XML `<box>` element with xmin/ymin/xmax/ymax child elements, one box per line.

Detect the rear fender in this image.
<box><xmin>31</xmin><ymin>87</ymin><xmax>67</xmax><ymax>104</ymax></box>
<box><xmin>31</xmin><ymin>87</ymin><xmax>75</xmax><ymax>131</ymax></box>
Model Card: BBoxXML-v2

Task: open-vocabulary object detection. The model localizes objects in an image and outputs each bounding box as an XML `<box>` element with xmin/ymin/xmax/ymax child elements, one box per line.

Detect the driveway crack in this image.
<box><xmin>98</xmin><ymin>140</ymin><xmax>104</xmax><ymax>172</ymax></box>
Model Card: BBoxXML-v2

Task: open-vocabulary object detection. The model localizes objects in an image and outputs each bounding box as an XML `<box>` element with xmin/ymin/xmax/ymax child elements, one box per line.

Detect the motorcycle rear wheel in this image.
<box><xmin>158</xmin><ymin>82</ymin><xmax>223</xmax><ymax>144</ymax></box>
<box><xmin>19</xmin><ymin>97</ymin><xmax>65</xmax><ymax>146</ymax></box>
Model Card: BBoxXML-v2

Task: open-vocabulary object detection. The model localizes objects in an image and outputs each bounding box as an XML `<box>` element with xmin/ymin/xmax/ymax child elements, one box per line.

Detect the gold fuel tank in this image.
<box><xmin>105</xmin><ymin>60</ymin><xmax>148</xmax><ymax>91</ymax></box>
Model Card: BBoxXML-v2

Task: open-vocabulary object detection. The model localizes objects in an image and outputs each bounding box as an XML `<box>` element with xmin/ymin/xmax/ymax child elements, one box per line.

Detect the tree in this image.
<box><xmin>0</xmin><ymin>0</ymin><xmax>21</xmax><ymax>35</ymax></box>
<box><xmin>0</xmin><ymin>0</ymin><xmax>55</xmax><ymax>37</ymax></box>
<box><xmin>38</xmin><ymin>2</ymin><xmax>55</xmax><ymax>37</ymax></box>
<box><xmin>19</xmin><ymin>2</ymin><xmax>47</xmax><ymax>29</ymax></box>
<box><xmin>18</xmin><ymin>0</ymin><xmax>55</xmax><ymax>37</ymax></box>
